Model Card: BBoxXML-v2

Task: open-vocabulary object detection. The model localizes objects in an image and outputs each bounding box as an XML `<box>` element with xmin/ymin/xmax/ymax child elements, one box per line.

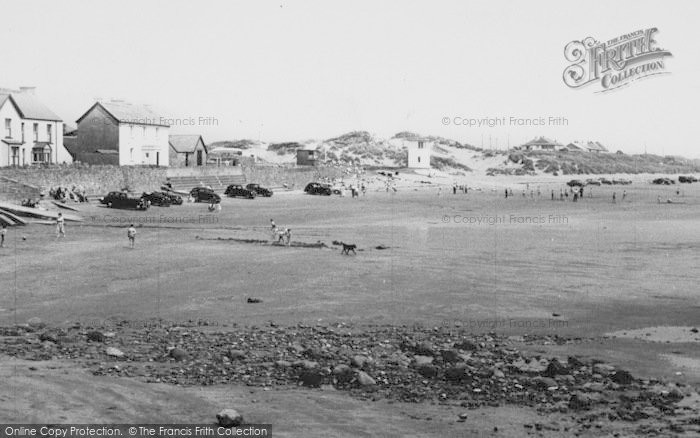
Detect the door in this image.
<box><xmin>156</xmin><ymin>152</ymin><xmax>160</xmax><ymax>167</ymax></box>
<box><xmin>197</xmin><ymin>150</ymin><xmax>203</xmax><ymax>166</ymax></box>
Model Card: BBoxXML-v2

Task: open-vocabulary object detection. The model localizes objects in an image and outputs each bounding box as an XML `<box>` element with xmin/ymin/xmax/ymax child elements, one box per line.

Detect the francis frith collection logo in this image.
<box><xmin>563</xmin><ymin>28</ymin><xmax>672</xmax><ymax>92</ymax></box>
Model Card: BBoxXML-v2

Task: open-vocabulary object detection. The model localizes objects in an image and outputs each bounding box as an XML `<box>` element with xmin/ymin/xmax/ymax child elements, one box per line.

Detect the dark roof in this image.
<box><xmin>521</xmin><ymin>136</ymin><xmax>563</xmax><ymax>147</ymax></box>
<box><xmin>169</xmin><ymin>135</ymin><xmax>207</xmax><ymax>153</ymax></box>
<box><xmin>0</xmin><ymin>91</ymin><xmax>62</xmax><ymax>121</ymax></box>
<box><xmin>76</xmin><ymin>101</ymin><xmax>169</xmax><ymax>127</ymax></box>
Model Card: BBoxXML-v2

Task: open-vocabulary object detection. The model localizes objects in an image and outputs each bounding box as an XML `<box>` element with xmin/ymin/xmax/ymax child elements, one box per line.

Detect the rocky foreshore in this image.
<box><xmin>1</xmin><ymin>319</ymin><xmax>698</xmax><ymax>436</ymax></box>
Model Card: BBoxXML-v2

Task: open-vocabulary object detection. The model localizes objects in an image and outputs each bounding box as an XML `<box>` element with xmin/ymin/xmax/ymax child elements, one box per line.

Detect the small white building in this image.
<box><xmin>75</xmin><ymin>100</ymin><xmax>170</xmax><ymax>166</ymax></box>
<box><xmin>0</xmin><ymin>87</ymin><xmax>72</xmax><ymax>167</ymax></box>
<box><xmin>405</xmin><ymin>138</ymin><xmax>431</xmax><ymax>169</ymax></box>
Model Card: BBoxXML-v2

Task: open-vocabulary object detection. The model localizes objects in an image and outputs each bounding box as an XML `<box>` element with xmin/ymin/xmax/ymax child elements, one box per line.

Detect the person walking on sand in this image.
<box><xmin>551</xmin><ymin>190</ymin><xmax>554</xmax><ymax>201</ymax></box>
<box><xmin>285</xmin><ymin>228</ymin><xmax>291</xmax><ymax>246</ymax></box>
<box><xmin>505</xmin><ymin>189</ymin><xmax>508</xmax><ymax>199</ymax></box>
<box><xmin>612</xmin><ymin>192</ymin><xmax>616</xmax><ymax>203</ymax></box>
<box><xmin>55</xmin><ymin>213</ymin><xmax>65</xmax><ymax>239</ymax></box>
<box><xmin>127</xmin><ymin>224</ymin><xmax>136</xmax><ymax>249</ymax></box>
<box><xmin>622</xmin><ymin>190</ymin><xmax>627</xmax><ymax>201</ymax></box>
<box><xmin>0</xmin><ymin>224</ymin><xmax>6</xmax><ymax>248</ymax></box>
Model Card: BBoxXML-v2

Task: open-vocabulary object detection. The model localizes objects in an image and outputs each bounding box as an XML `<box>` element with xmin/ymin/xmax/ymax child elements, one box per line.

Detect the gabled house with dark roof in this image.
<box><xmin>514</xmin><ymin>136</ymin><xmax>565</xmax><ymax>151</ymax></box>
<box><xmin>0</xmin><ymin>87</ymin><xmax>72</xmax><ymax>167</ymax></box>
<box><xmin>169</xmin><ymin>135</ymin><xmax>207</xmax><ymax>167</ymax></box>
<box><xmin>75</xmin><ymin>100</ymin><xmax>170</xmax><ymax>166</ymax></box>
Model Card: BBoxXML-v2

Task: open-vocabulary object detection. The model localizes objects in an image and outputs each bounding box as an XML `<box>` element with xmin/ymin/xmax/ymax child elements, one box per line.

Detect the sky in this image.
<box><xmin>1</xmin><ymin>0</ymin><xmax>699</xmax><ymax>157</ymax></box>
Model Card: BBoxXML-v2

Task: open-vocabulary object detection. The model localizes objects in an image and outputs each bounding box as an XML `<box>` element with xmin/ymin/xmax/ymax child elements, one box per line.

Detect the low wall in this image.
<box><xmin>0</xmin><ymin>165</ymin><xmax>167</xmax><ymax>195</ymax></box>
<box><xmin>241</xmin><ymin>165</ymin><xmax>345</xmax><ymax>188</ymax></box>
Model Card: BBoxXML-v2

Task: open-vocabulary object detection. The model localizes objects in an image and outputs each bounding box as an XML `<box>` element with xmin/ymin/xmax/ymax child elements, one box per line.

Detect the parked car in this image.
<box><xmin>304</xmin><ymin>182</ymin><xmax>332</xmax><ymax>196</ymax></box>
<box><xmin>566</xmin><ymin>179</ymin><xmax>584</xmax><ymax>187</ymax></box>
<box><xmin>142</xmin><ymin>191</ymin><xmax>172</xmax><ymax>207</ymax></box>
<box><xmin>163</xmin><ymin>191</ymin><xmax>183</xmax><ymax>205</ymax></box>
<box><xmin>225</xmin><ymin>184</ymin><xmax>257</xmax><ymax>199</ymax></box>
<box><xmin>612</xmin><ymin>179</ymin><xmax>632</xmax><ymax>185</ymax></box>
<box><xmin>585</xmin><ymin>179</ymin><xmax>601</xmax><ymax>186</ymax></box>
<box><xmin>652</xmin><ymin>177</ymin><xmax>675</xmax><ymax>185</ymax></box>
<box><xmin>100</xmin><ymin>191</ymin><xmax>149</xmax><ymax>210</ymax></box>
<box><xmin>599</xmin><ymin>178</ymin><xmax>613</xmax><ymax>185</ymax></box>
<box><xmin>245</xmin><ymin>183</ymin><xmax>273</xmax><ymax>197</ymax></box>
<box><xmin>679</xmin><ymin>175</ymin><xmax>698</xmax><ymax>183</ymax></box>
<box><xmin>189</xmin><ymin>187</ymin><xmax>221</xmax><ymax>203</ymax></box>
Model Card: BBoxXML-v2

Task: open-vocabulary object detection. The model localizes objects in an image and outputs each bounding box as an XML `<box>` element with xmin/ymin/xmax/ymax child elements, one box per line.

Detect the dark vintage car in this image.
<box><xmin>245</xmin><ymin>183</ymin><xmax>273</xmax><ymax>197</ymax></box>
<box><xmin>679</xmin><ymin>175</ymin><xmax>698</xmax><ymax>183</ymax></box>
<box><xmin>566</xmin><ymin>179</ymin><xmax>585</xmax><ymax>187</ymax></box>
<box><xmin>225</xmin><ymin>184</ymin><xmax>257</xmax><ymax>199</ymax></box>
<box><xmin>304</xmin><ymin>182</ymin><xmax>332</xmax><ymax>196</ymax></box>
<box><xmin>100</xmin><ymin>191</ymin><xmax>149</xmax><ymax>210</ymax></box>
<box><xmin>189</xmin><ymin>187</ymin><xmax>221</xmax><ymax>203</ymax></box>
<box><xmin>142</xmin><ymin>191</ymin><xmax>172</xmax><ymax>207</ymax></box>
<box><xmin>652</xmin><ymin>177</ymin><xmax>675</xmax><ymax>185</ymax></box>
<box><xmin>599</xmin><ymin>178</ymin><xmax>613</xmax><ymax>185</ymax></box>
<box><xmin>585</xmin><ymin>179</ymin><xmax>602</xmax><ymax>186</ymax></box>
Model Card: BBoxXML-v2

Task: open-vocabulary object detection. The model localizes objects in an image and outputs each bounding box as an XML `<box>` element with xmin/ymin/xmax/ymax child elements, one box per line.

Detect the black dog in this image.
<box><xmin>341</xmin><ymin>242</ymin><xmax>357</xmax><ymax>255</ymax></box>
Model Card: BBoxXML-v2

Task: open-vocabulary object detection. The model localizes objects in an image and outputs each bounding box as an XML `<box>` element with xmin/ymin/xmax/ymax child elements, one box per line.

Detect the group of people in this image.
<box><xmin>270</xmin><ymin>218</ymin><xmax>291</xmax><ymax>246</ymax></box>
<box><xmin>49</xmin><ymin>185</ymin><xmax>89</xmax><ymax>203</ymax></box>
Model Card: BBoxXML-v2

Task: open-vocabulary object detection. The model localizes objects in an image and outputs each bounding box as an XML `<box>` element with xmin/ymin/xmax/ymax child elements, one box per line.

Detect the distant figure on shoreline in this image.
<box><xmin>612</xmin><ymin>192</ymin><xmax>616</xmax><ymax>203</ymax></box>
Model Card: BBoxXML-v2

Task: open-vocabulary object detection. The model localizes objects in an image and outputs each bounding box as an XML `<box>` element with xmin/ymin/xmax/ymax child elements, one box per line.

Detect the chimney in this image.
<box><xmin>19</xmin><ymin>86</ymin><xmax>36</xmax><ymax>95</ymax></box>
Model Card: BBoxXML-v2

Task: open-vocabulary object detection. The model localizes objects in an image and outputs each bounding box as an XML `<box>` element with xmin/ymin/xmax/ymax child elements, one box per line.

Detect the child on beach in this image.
<box><xmin>127</xmin><ymin>224</ymin><xmax>136</xmax><ymax>248</ymax></box>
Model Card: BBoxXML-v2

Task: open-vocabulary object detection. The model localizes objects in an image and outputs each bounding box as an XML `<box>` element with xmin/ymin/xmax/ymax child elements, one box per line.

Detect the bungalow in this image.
<box><xmin>169</xmin><ymin>135</ymin><xmax>207</xmax><ymax>167</ymax></box>
<box><xmin>563</xmin><ymin>141</ymin><xmax>585</xmax><ymax>152</ymax></box>
<box><xmin>515</xmin><ymin>136</ymin><xmax>565</xmax><ymax>151</ymax></box>
<box><xmin>0</xmin><ymin>87</ymin><xmax>72</xmax><ymax>167</ymax></box>
<box><xmin>75</xmin><ymin>100</ymin><xmax>170</xmax><ymax>166</ymax></box>
<box><xmin>585</xmin><ymin>141</ymin><xmax>609</xmax><ymax>153</ymax></box>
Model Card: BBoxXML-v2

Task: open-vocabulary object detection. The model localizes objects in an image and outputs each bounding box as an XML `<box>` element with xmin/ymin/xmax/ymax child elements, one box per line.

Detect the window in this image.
<box><xmin>5</xmin><ymin>119</ymin><xmax>11</xmax><ymax>138</ymax></box>
<box><xmin>47</xmin><ymin>125</ymin><xmax>52</xmax><ymax>143</ymax></box>
<box><xmin>418</xmin><ymin>141</ymin><xmax>424</xmax><ymax>149</ymax></box>
<box><xmin>21</xmin><ymin>122</ymin><xmax>25</xmax><ymax>142</ymax></box>
<box><xmin>130</xmin><ymin>125</ymin><xmax>134</xmax><ymax>138</ymax></box>
<box><xmin>33</xmin><ymin>123</ymin><xmax>38</xmax><ymax>141</ymax></box>
<box><xmin>417</xmin><ymin>156</ymin><xmax>421</xmax><ymax>163</ymax></box>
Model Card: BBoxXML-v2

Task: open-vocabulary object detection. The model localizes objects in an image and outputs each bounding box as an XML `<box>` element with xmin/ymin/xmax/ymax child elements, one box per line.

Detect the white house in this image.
<box><xmin>75</xmin><ymin>100</ymin><xmax>170</xmax><ymax>166</ymax></box>
<box><xmin>515</xmin><ymin>136</ymin><xmax>565</xmax><ymax>151</ymax></box>
<box><xmin>405</xmin><ymin>138</ymin><xmax>431</xmax><ymax>168</ymax></box>
<box><xmin>0</xmin><ymin>87</ymin><xmax>71</xmax><ymax>167</ymax></box>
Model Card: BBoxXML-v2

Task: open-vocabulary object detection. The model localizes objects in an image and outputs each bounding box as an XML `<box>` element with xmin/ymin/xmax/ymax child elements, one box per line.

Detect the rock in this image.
<box><xmin>246</xmin><ymin>297</ymin><xmax>262</xmax><ymax>304</ymax></box>
<box><xmin>27</xmin><ymin>317</ymin><xmax>45</xmax><ymax>329</ymax></box>
<box><xmin>216</xmin><ymin>409</ymin><xmax>243</xmax><ymax>427</ymax></box>
<box><xmin>333</xmin><ymin>364</ymin><xmax>354</xmax><ymax>383</ymax></box>
<box><xmin>413</xmin><ymin>355</ymin><xmax>434</xmax><ymax>366</ymax></box>
<box><xmin>567</xmin><ymin>356</ymin><xmax>585</xmax><ymax>368</ymax></box>
<box><xmin>445</xmin><ymin>365</ymin><xmax>472</xmax><ymax>383</ymax></box>
<box><xmin>492</xmin><ymin>369</ymin><xmax>505</xmax><ymax>379</ymax></box>
<box><xmin>414</xmin><ymin>342</ymin><xmax>435</xmax><ymax>356</ymax></box>
<box><xmin>569</xmin><ymin>393</ymin><xmax>593</xmax><ymax>410</ymax></box>
<box><xmin>301</xmin><ymin>360</ymin><xmax>319</xmax><ymax>369</ymax></box>
<box><xmin>86</xmin><ymin>331</ymin><xmax>105</xmax><ymax>342</ymax></box>
<box><xmin>299</xmin><ymin>370</ymin><xmax>324</xmax><ymax>387</ymax></box>
<box><xmin>593</xmin><ymin>363</ymin><xmax>615</xmax><ymax>375</ymax></box>
<box><xmin>542</xmin><ymin>359</ymin><xmax>568</xmax><ymax>377</ymax></box>
<box><xmin>105</xmin><ymin>347</ymin><xmax>125</xmax><ymax>358</ymax></box>
<box><xmin>227</xmin><ymin>349</ymin><xmax>246</xmax><ymax>360</ymax></box>
<box><xmin>356</xmin><ymin>371</ymin><xmax>376</xmax><ymax>386</ymax></box>
<box><xmin>275</xmin><ymin>360</ymin><xmax>292</xmax><ymax>368</ymax></box>
<box><xmin>39</xmin><ymin>332</ymin><xmax>59</xmax><ymax>344</ymax></box>
<box><xmin>169</xmin><ymin>348</ymin><xmax>189</xmax><ymax>361</ymax></box>
<box><xmin>458</xmin><ymin>413</ymin><xmax>468</xmax><ymax>420</ymax></box>
<box><xmin>351</xmin><ymin>355</ymin><xmax>370</xmax><ymax>369</ymax></box>
<box><xmin>611</xmin><ymin>370</ymin><xmax>634</xmax><ymax>385</ymax></box>
<box><xmin>441</xmin><ymin>349</ymin><xmax>461</xmax><ymax>363</ymax></box>
<box><xmin>691</xmin><ymin>327</ymin><xmax>698</xmax><ymax>334</ymax></box>
<box><xmin>532</xmin><ymin>376</ymin><xmax>558</xmax><ymax>390</ymax></box>
<box><xmin>416</xmin><ymin>364</ymin><xmax>438</xmax><ymax>378</ymax></box>
<box><xmin>453</xmin><ymin>340</ymin><xmax>478</xmax><ymax>351</ymax></box>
